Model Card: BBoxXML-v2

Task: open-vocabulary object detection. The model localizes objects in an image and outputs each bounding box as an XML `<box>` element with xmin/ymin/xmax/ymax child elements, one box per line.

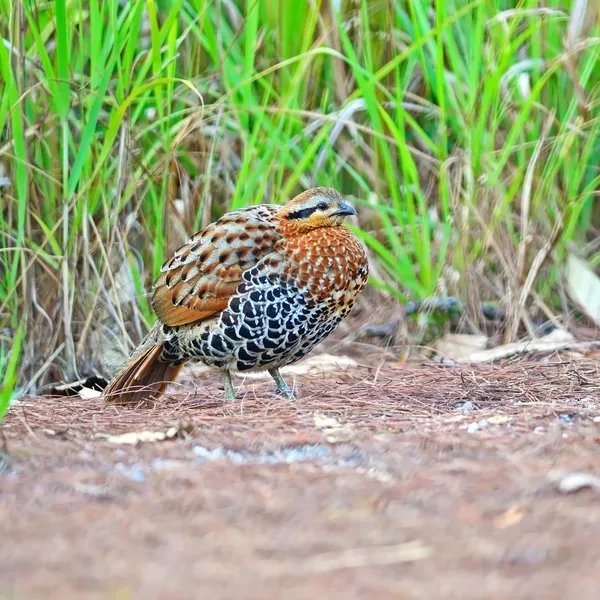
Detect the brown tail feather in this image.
<box><xmin>103</xmin><ymin>344</ymin><xmax>183</xmax><ymax>404</ymax></box>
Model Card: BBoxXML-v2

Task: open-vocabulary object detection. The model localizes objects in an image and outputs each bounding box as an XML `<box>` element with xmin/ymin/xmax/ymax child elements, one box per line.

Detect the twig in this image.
<box><xmin>261</xmin><ymin>541</ymin><xmax>432</xmax><ymax>576</ymax></box>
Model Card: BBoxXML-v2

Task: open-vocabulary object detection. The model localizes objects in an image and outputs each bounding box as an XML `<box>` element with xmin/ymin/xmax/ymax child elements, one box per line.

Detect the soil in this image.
<box><xmin>2</xmin><ymin>355</ymin><xmax>600</xmax><ymax>599</ymax></box>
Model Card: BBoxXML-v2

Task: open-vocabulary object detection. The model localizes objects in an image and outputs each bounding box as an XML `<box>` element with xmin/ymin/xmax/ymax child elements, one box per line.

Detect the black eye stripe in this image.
<box><xmin>286</xmin><ymin>206</ymin><xmax>320</xmax><ymax>220</ymax></box>
<box><xmin>286</xmin><ymin>202</ymin><xmax>330</xmax><ymax>220</ymax></box>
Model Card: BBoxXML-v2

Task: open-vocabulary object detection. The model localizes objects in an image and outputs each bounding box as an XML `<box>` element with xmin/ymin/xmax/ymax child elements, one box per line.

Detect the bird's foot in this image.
<box><xmin>220</xmin><ymin>370</ymin><xmax>236</xmax><ymax>402</ymax></box>
<box><xmin>268</xmin><ymin>368</ymin><xmax>295</xmax><ymax>399</ymax></box>
<box><xmin>275</xmin><ymin>386</ymin><xmax>296</xmax><ymax>400</ymax></box>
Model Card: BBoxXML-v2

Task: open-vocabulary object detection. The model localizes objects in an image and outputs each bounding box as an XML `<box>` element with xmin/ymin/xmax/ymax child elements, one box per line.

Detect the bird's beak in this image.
<box><xmin>330</xmin><ymin>202</ymin><xmax>357</xmax><ymax>217</ymax></box>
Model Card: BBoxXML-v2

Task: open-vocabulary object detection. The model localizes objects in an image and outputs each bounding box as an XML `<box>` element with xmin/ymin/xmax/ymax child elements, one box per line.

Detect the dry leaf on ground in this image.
<box><xmin>313</xmin><ymin>413</ymin><xmax>343</xmax><ymax>429</ymax></box>
<box><xmin>487</xmin><ymin>415</ymin><xmax>513</xmax><ymax>425</ymax></box>
<box><xmin>548</xmin><ymin>470</ymin><xmax>600</xmax><ymax>493</ymax></box>
<box><xmin>313</xmin><ymin>411</ymin><xmax>355</xmax><ymax>443</ymax></box>
<box><xmin>566</xmin><ymin>253</ymin><xmax>600</xmax><ymax>326</ymax></box>
<box><xmin>102</xmin><ymin>428</ymin><xmax>179</xmax><ymax>445</ymax></box>
<box><xmin>457</xmin><ymin>328</ymin><xmax>597</xmax><ymax>363</ymax></box>
<box><xmin>494</xmin><ymin>505</ymin><xmax>525</xmax><ymax>529</ymax></box>
<box><xmin>434</xmin><ymin>334</ymin><xmax>489</xmax><ymax>361</ymax></box>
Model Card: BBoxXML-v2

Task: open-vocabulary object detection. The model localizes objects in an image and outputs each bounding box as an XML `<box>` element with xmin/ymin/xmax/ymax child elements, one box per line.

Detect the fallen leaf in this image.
<box><xmin>43</xmin><ymin>427</ymin><xmax>69</xmax><ymax>438</ymax></box>
<box><xmin>548</xmin><ymin>470</ymin><xmax>600</xmax><ymax>493</ymax></box>
<box><xmin>487</xmin><ymin>415</ymin><xmax>513</xmax><ymax>425</ymax></box>
<box><xmin>361</xmin><ymin>467</ymin><xmax>394</xmax><ymax>483</ymax></box>
<box><xmin>105</xmin><ymin>429</ymin><xmax>178</xmax><ymax>445</ymax></box>
<box><xmin>566</xmin><ymin>253</ymin><xmax>600</xmax><ymax>325</ymax></box>
<box><xmin>444</xmin><ymin>415</ymin><xmax>466</xmax><ymax>423</ymax></box>
<box><xmin>324</xmin><ymin>427</ymin><xmax>355</xmax><ymax>444</ymax></box>
<box><xmin>313</xmin><ymin>412</ymin><xmax>354</xmax><ymax>443</ymax></box>
<box><xmin>165</xmin><ymin>426</ymin><xmax>179</xmax><ymax>439</ymax></box>
<box><xmin>494</xmin><ymin>505</ymin><xmax>525</xmax><ymax>529</ymax></box>
<box><xmin>456</xmin><ymin>328</ymin><xmax>596</xmax><ymax>364</ymax></box>
<box><xmin>314</xmin><ymin>412</ymin><xmax>343</xmax><ymax>430</ymax></box>
<box><xmin>434</xmin><ymin>334</ymin><xmax>488</xmax><ymax>361</ymax></box>
<box><xmin>72</xmin><ymin>483</ymin><xmax>115</xmax><ymax>500</ymax></box>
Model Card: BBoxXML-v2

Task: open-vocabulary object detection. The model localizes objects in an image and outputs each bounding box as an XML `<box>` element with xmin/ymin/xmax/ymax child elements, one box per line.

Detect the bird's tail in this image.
<box><xmin>103</xmin><ymin>333</ymin><xmax>184</xmax><ymax>404</ymax></box>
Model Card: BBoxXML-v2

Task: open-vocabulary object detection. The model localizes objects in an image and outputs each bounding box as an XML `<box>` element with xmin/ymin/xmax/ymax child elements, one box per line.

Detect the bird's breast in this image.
<box><xmin>281</xmin><ymin>227</ymin><xmax>368</xmax><ymax>305</ymax></box>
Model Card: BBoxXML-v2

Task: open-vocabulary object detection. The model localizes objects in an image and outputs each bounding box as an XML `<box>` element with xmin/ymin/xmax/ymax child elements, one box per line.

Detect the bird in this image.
<box><xmin>103</xmin><ymin>187</ymin><xmax>368</xmax><ymax>404</ymax></box>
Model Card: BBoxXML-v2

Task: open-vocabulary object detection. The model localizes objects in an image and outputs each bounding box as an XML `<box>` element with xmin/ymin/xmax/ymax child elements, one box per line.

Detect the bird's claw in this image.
<box><xmin>275</xmin><ymin>386</ymin><xmax>296</xmax><ymax>400</ymax></box>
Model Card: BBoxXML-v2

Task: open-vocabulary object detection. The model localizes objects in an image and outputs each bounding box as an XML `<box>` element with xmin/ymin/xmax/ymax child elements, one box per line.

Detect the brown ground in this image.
<box><xmin>2</xmin><ymin>356</ymin><xmax>600</xmax><ymax>599</ymax></box>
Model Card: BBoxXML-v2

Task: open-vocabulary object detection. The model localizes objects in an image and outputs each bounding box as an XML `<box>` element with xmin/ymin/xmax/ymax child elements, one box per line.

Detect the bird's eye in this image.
<box><xmin>316</xmin><ymin>202</ymin><xmax>328</xmax><ymax>211</ymax></box>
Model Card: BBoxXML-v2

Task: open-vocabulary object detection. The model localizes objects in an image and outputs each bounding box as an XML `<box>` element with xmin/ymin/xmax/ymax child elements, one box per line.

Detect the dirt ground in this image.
<box><xmin>2</xmin><ymin>354</ymin><xmax>600</xmax><ymax>599</ymax></box>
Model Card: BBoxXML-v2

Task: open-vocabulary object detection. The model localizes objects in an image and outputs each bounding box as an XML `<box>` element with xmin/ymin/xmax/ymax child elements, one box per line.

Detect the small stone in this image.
<box><xmin>467</xmin><ymin>419</ymin><xmax>488</xmax><ymax>434</ymax></box>
<box><xmin>533</xmin><ymin>426</ymin><xmax>545</xmax><ymax>435</ymax></box>
<box><xmin>193</xmin><ymin>445</ymin><xmax>225</xmax><ymax>461</ymax></box>
<box><xmin>455</xmin><ymin>401</ymin><xmax>474</xmax><ymax>412</ymax></box>
<box><xmin>115</xmin><ymin>462</ymin><xmax>146</xmax><ymax>483</ymax></box>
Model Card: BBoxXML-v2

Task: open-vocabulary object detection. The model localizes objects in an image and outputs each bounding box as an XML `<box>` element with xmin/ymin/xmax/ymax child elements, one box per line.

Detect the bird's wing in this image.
<box><xmin>152</xmin><ymin>205</ymin><xmax>281</xmax><ymax>326</ymax></box>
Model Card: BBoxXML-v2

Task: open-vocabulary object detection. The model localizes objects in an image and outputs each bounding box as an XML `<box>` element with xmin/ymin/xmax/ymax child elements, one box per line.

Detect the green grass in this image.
<box><xmin>0</xmin><ymin>0</ymin><xmax>599</xmax><ymax>415</ymax></box>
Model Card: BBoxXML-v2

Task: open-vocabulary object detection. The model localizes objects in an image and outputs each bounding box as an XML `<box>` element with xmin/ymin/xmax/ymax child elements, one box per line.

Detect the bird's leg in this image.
<box><xmin>268</xmin><ymin>368</ymin><xmax>295</xmax><ymax>400</ymax></box>
<box><xmin>220</xmin><ymin>369</ymin><xmax>236</xmax><ymax>401</ymax></box>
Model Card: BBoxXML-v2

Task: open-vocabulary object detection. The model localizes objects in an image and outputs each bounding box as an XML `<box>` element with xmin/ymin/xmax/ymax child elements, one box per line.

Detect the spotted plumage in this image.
<box><xmin>104</xmin><ymin>187</ymin><xmax>368</xmax><ymax>403</ymax></box>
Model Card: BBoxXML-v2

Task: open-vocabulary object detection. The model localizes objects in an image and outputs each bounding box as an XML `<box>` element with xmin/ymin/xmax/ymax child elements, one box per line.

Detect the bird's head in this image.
<box><xmin>278</xmin><ymin>187</ymin><xmax>357</xmax><ymax>235</ymax></box>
